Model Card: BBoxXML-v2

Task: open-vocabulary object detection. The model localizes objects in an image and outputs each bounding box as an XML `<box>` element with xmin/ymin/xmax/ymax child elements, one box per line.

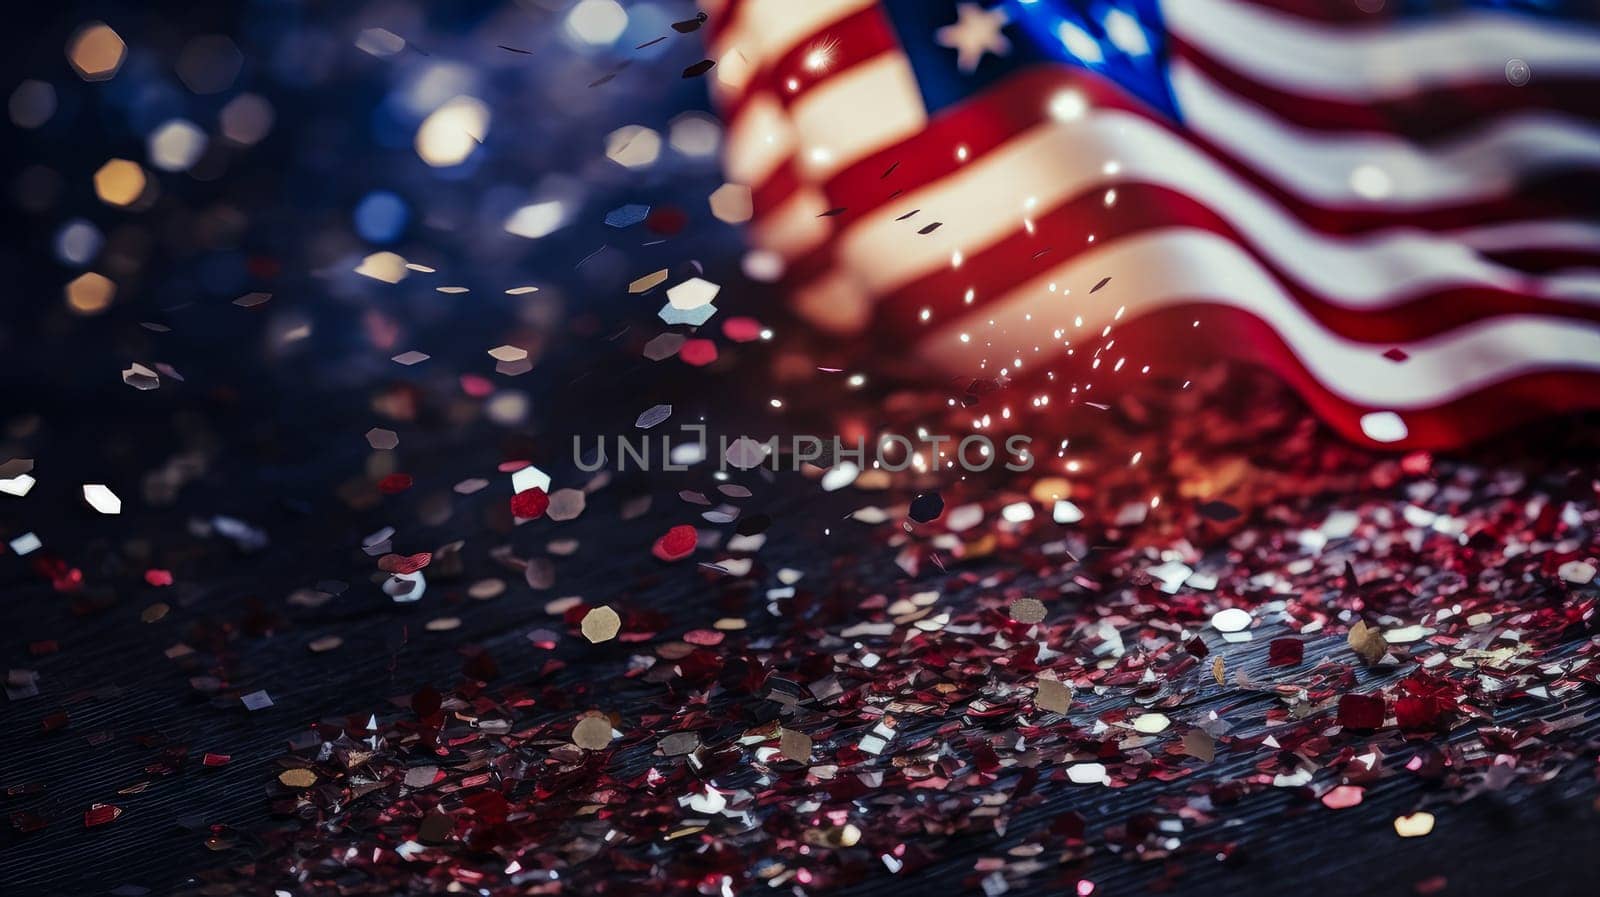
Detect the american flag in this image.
<box><xmin>699</xmin><ymin>0</ymin><xmax>1600</xmax><ymax>448</ymax></box>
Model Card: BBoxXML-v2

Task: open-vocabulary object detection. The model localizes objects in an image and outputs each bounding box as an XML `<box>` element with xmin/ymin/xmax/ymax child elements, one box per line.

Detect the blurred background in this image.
<box><xmin>1</xmin><ymin>0</ymin><xmax>760</xmax><ymax>467</ymax></box>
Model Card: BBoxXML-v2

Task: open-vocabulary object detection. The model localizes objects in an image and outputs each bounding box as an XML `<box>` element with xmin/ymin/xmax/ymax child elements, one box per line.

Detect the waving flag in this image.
<box><xmin>701</xmin><ymin>0</ymin><xmax>1600</xmax><ymax>448</ymax></box>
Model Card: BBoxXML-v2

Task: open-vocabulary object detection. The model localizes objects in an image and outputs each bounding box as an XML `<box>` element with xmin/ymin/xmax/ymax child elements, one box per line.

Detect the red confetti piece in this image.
<box><xmin>202</xmin><ymin>753</ymin><xmax>232</xmax><ymax>767</ymax></box>
<box><xmin>1338</xmin><ymin>693</ymin><xmax>1386</xmax><ymax>729</ymax></box>
<box><xmin>722</xmin><ymin>316</ymin><xmax>764</xmax><ymax>342</ymax></box>
<box><xmin>510</xmin><ymin>488</ymin><xmax>549</xmax><ymax>519</ymax></box>
<box><xmin>460</xmin><ymin>374</ymin><xmax>494</xmax><ymax>397</ymax></box>
<box><xmin>378</xmin><ymin>552</ymin><xmax>432</xmax><ymax>574</ymax></box>
<box><xmin>144</xmin><ymin>568</ymin><xmax>173</xmax><ymax>587</ymax></box>
<box><xmin>645</xmin><ymin>206</ymin><xmax>687</xmax><ymax>235</ymax></box>
<box><xmin>377</xmin><ymin>473</ymin><xmax>413</xmax><ymax>494</ymax></box>
<box><xmin>83</xmin><ymin>804</ymin><xmax>122</xmax><ymax>827</ymax></box>
<box><xmin>1320</xmin><ymin>785</ymin><xmax>1364</xmax><ymax>809</ymax></box>
<box><xmin>1267</xmin><ymin>637</ymin><xmax>1304</xmax><ymax>666</ymax></box>
<box><xmin>678</xmin><ymin>339</ymin><xmax>718</xmax><ymax>367</ymax></box>
<box><xmin>652</xmin><ymin>525</ymin><xmax>697</xmax><ymax>562</ymax></box>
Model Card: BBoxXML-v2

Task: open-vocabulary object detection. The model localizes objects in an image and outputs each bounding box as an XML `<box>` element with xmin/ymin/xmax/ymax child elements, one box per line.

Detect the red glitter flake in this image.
<box><xmin>201</xmin><ymin>753</ymin><xmax>232</xmax><ymax>767</ymax></box>
<box><xmin>652</xmin><ymin>525</ymin><xmax>697</xmax><ymax>562</ymax></box>
<box><xmin>377</xmin><ymin>473</ymin><xmax>413</xmax><ymax>494</ymax></box>
<box><xmin>722</xmin><ymin>316</ymin><xmax>764</xmax><ymax>342</ymax></box>
<box><xmin>678</xmin><ymin>339</ymin><xmax>718</xmax><ymax>367</ymax></box>
<box><xmin>1320</xmin><ymin>785</ymin><xmax>1365</xmax><ymax>809</ymax></box>
<box><xmin>1339</xmin><ymin>693</ymin><xmax>1386</xmax><ymax>729</ymax></box>
<box><xmin>644</xmin><ymin>205</ymin><xmax>687</xmax><ymax>235</ymax></box>
<box><xmin>510</xmin><ymin>488</ymin><xmax>549</xmax><ymax>519</ymax></box>
<box><xmin>144</xmin><ymin>568</ymin><xmax>174</xmax><ymax>587</ymax></box>
<box><xmin>459</xmin><ymin>374</ymin><xmax>494</xmax><ymax>397</ymax></box>
<box><xmin>83</xmin><ymin>804</ymin><xmax>122</xmax><ymax>828</ymax></box>
<box><xmin>1267</xmin><ymin>637</ymin><xmax>1304</xmax><ymax>666</ymax></box>
<box><xmin>377</xmin><ymin>552</ymin><xmax>432</xmax><ymax>574</ymax></box>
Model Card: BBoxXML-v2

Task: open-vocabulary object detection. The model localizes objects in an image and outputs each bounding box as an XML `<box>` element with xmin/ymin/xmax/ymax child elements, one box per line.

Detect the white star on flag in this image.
<box><xmin>936</xmin><ymin>2</ymin><xmax>1011</xmax><ymax>74</ymax></box>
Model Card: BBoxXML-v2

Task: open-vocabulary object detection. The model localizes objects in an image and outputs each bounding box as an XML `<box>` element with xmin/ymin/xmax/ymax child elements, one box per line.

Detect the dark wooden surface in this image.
<box><xmin>4</xmin><ymin>389</ymin><xmax>1600</xmax><ymax>896</ymax></box>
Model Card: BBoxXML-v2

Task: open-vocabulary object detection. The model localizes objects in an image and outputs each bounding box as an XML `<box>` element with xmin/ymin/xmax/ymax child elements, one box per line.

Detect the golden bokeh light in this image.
<box><xmin>65</xmin><ymin>272</ymin><xmax>115</xmax><ymax>314</ymax></box>
<box><xmin>67</xmin><ymin>22</ymin><xmax>127</xmax><ymax>82</ymax></box>
<box><xmin>93</xmin><ymin>158</ymin><xmax>147</xmax><ymax>206</ymax></box>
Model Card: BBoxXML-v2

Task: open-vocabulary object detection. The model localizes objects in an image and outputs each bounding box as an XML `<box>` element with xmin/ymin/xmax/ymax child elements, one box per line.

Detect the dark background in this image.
<box><xmin>3</xmin><ymin>2</ymin><xmax>1599</xmax><ymax>895</ymax></box>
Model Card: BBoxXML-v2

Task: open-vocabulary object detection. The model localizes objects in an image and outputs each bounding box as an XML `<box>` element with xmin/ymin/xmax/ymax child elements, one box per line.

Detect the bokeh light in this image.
<box><xmin>219</xmin><ymin>93</ymin><xmax>274</xmax><ymax>145</ymax></box>
<box><xmin>354</xmin><ymin>191</ymin><xmax>409</xmax><ymax>243</ymax></box>
<box><xmin>148</xmin><ymin>119</ymin><xmax>208</xmax><ymax>171</ymax></box>
<box><xmin>604</xmin><ymin>124</ymin><xmax>660</xmax><ymax>169</ymax></box>
<box><xmin>64</xmin><ymin>272</ymin><xmax>115</xmax><ymax>314</ymax></box>
<box><xmin>414</xmin><ymin>96</ymin><xmax>488</xmax><ymax>167</ymax></box>
<box><xmin>175</xmin><ymin>34</ymin><xmax>243</xmax><ymax>94</ymax></box>
<box><xmin>54</xmin><ymin>219</ymin><xmax>103</xmax><ymax>265</ymax></box>
<box><xmin>67</xmin><ymin>22</ymin><xmax>126</xmax><ymax>81</ymax></box>
<box><xmin>565</xmin><ymin>0</ymin><xmax>628</xmax><ymax>46</ymax></box>
<box><xmin>92</xmin><ymin>158</ymin><xmax>146</xmax><ymax>206</ymax></box>
<box><xmin>8</xmin><ymin>80</ymin><xmax>56</xmax><ymax>129</ymax></box>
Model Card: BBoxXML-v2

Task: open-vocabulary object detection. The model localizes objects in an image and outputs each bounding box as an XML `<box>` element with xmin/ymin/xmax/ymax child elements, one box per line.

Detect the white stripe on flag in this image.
<box><xmin>920</xmin><ymin>229</ymin><xmax>1600</xmax><ymax>408</ymax></box>
<box><xmin>789</xmin><ymin>54</ymin><xmax>928</xmax><ymax>180</ymax></box>
<box><xmin>831</xmin><ymin>111</ymin><xmax>1600</xmax><ymax>304</ymax></box>
<box><xmin>724</xmin><ymin>94</ymin><xmax>797</xmax><ymax>186</ymax></box>
<box><xmin>1163</xmin><ymin>0</ymin><xmax>1600</xmax><ymax>98</ymax></box>
<box><xmin>1171</xmin><ymin>60</ymin><xmax>1600</xmax><ymax>207</ymax></box>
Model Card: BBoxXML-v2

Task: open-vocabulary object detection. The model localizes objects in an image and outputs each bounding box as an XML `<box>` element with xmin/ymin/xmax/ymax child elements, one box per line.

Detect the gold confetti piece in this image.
<box><xmin>307</xmin><ymin>635</ymin><xmax>342</xmax><ymax>653</ymax></box>
<box><xmin>778</xmin><ymin>728</ymin><xmax>812</xmax><ymax>763</ymax></box>
<box><xmin>581</xmin><ymin>605</ymin><xmax>621</xmax><ymax>643</ymax></box>
<box><xmin>1348</xmin><ymin>620</ymin><xmax>1389</xmax><ymax>665</ymax></box>
<box><xmin>1008</xmin><ymin>597</ymin><xmax>1047</xmax><ymax>624</ymax></box>
<box><xmin>572</xmin><ymin>715</ymin><xmax>614</xmax><ymax>750</ymax></box>
<box><xmin>404</xmin><ymin>263</ymin><xmax>436</xmax><ymax>273</ymax></box>
<box><xmin>278</xmin><ymin>769</ymin><xmax>317</xmax><ymax>788</ymax></box>
<box><xmin>1211</xmin><ymin>656</ymin><xmax>1226</xmax><ymax>686</ymax></box>
<box><xmin>436</xmin><ymin>286</ymin><xmax>469</xmax><ymax>294</ymax></box>
<box><xmin>1182</xmin><ymin>729</ymin><xmax>1216</xmax><ymax>762</ymax></box>
<box><xmin>505</xmin><ymin>285</ymin><xmax>539</xmax><ymax>295</ymax></box>
<box><xmin>140</xmin><ymin>603</ymin><xmax>169</xmax><ymax>623</ymax></box>
<box><xmin>1132</xmin><ymin>712</ymin><xmax>1170</xmax><ymax>734</ymax></box>
<box><xmin>425</xmin><ymin>616</ymin><xmax>461</xmax><ymax>632</ymax></box>
<box><xmin>803</xmin><ymin>824</ymin><xmax>862</xmax><ymax>848</ymax></box>
<box><xmin>628</xmin><ymin>269</ymin><xmax>669</xmax><ymax>294</ymax></box>
<box><xmin>487</xmin><ymin>344</ymin><xmax>528</xmax><ymax>363</ymax></box>
<box><xmin>1035</xmin><ymin>677</ymin><xmax>1072</xmax><ymax>714</ymax></box>
<box><xmin>1394</xmin><ymin>811</ymin><xmax>1435</xmax><ymax>837</ymax></box>
<box><xmin>355</xmin><ymin>251</ymin><xmax>408</xmax><ymax>283</ymax></box>
<box><xmin>709</xmin><ymin>183</ymin><xmax>753</xmax><ymax>223</ymax></box>
<box><xmin>713</xmin><ymin>617</ymin><xmax>747</xmax><ymax>630</ymax></box>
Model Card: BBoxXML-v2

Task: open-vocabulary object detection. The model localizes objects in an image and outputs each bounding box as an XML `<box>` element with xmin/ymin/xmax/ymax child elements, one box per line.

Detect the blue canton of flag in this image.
<box><xmin>879</xmin><ymin>1</ymin><xmax>1179</xmax><ymax>119</ymax></box>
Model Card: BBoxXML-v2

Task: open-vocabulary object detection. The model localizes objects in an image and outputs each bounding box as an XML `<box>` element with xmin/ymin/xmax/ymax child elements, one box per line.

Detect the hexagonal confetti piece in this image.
<box><xmin>604</xmin><ymin>203</ymin><xmax>650</xmax><ymax>228</ymax></box>
<box><xmin>666</xmin><ymin>277</ymin><xmax>720</xmax><ymax>310</ymax></box>
<box><xmin>82</xmin><ymin>483</ymin><xmax>121</xmax><ymax>515</ymax></box>
<box><xmin>365</xmin><ymin>428</ymin><xmax>399</xmax><ymax>450</ymax></box>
